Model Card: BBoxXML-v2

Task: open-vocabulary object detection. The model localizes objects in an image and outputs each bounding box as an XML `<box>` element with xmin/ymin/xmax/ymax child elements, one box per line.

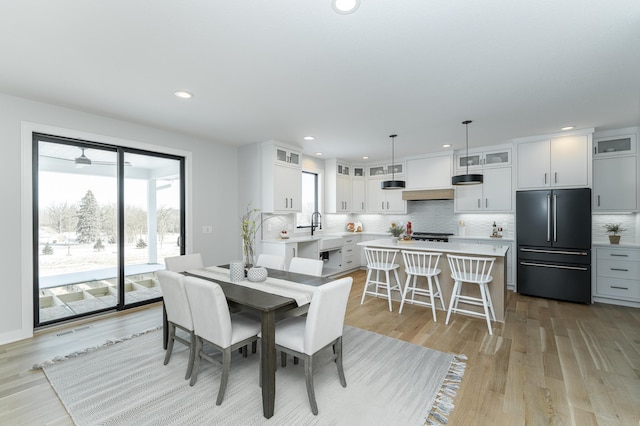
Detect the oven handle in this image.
<box><xmin>520</xmin><ymin>248</ymin><xmax>589</xmax><ymax>256</ymax></box>
<box><xmin>520</xmin><ymin>261</ymin><xmax>588</xmax><ymax>271</ymax></box>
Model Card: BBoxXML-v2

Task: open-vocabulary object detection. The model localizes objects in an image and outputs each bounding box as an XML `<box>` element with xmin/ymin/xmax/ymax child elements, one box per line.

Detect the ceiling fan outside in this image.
<box><xmin>41</xmin><ymin>147</ymin><xmax>130</xmax><ymax>167</ymax></box>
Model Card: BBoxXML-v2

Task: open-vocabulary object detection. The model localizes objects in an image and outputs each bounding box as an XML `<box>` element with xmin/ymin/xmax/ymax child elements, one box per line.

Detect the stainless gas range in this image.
<box><xmin>410</xmin><ymin>232</ymin><xmax>454</xmax><ymax>242</ymax></box>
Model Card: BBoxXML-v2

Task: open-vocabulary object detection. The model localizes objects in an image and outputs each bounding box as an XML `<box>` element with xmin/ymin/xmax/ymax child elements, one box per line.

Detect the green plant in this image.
<box><xmin>388</xmin><ymin>222</ymin><xmax>405</xmax><ymax>237</ymax></box>
<box><xmin>604</xmin><ymin>223</ymin><xmax>626</xmax><ymax>236</ymax></box>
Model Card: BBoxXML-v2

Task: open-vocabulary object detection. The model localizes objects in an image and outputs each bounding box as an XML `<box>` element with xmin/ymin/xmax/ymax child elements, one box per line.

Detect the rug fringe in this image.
<box><xmin>31</xmin><ymin>326</ymin><xmax>161</xmax><ymax>370</ymax></box>
<box><xmin>424</xmin><ymin>354</ymin><xmax>467</xmax><ymax>425</ymax></box>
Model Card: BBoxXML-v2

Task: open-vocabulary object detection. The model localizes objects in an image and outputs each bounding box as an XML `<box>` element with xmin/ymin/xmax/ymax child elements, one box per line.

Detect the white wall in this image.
<box><xmin>0</xmin><ymin>92</ymin><xmax>240</xmax><ymax>344</ymax></box>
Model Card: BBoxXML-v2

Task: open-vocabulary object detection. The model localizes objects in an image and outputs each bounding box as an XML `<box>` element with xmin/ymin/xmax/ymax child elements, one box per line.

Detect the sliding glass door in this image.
<box><xmin>34</xmin><ymin>134</ymin><xmax>184</xmax><ymax>326</ymax></box>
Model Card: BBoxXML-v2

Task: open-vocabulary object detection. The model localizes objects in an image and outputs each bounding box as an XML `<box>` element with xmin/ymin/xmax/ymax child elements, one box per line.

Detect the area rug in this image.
<box><xmin>35</xmin><ymin>326</ymin><xmax>466</xmax><ymax>425</ymax></box>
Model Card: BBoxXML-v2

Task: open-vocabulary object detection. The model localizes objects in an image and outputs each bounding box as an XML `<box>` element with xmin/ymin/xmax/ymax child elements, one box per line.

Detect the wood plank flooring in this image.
<box><xmin>1</xmin><ymin>269</ymin><xmax>639</xmax><ymax>425</ymax></box>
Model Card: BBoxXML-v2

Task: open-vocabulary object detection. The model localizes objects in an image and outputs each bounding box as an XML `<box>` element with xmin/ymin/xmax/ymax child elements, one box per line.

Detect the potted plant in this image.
<box><xmin>604</xmin><ymin>223</ymin><xmax>626</xmax><ymax>244</ymax></box>
<box><xmin>388</xmin><ymin>222</ymin><xmax>405</xmax><ymax>240</ymax></box>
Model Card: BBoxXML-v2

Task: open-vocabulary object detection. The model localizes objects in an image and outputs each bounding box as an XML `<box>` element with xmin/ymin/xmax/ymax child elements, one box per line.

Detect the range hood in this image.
<box><xmin>402</xmin><ymin>189</ymin><xmax>454</xmax><ymax>201</ymax></box>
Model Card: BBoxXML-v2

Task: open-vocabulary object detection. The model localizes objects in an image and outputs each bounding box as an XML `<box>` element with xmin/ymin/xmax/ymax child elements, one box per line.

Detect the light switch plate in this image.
<box><xmin>202</xmin><ymin>225</ymin><xmax>212</xmax><ymax>234</ymax></box>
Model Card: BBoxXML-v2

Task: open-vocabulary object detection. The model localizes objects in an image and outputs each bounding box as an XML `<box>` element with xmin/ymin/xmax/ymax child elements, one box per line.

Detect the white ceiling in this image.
<box><xmin>1</xmin><ymin>1</ymin><xmax>639</xmax><ymax>162</ymax></box>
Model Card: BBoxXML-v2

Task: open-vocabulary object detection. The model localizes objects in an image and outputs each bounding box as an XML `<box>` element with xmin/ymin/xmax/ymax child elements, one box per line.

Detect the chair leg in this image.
<box><xmin>399</xmin><ymin>273</ymin><xmax>412</xmax><ymax>314</ymax></box>
<box><xmin>304</xmin><ymin>355</ymin><xmax>318</xmax><ymax>415</ymax></box>
<box><xmin>385</xmin><ymin>270</ymin><xmax>392</xmax><ymax>311</ymax></box>
<box><xmin>445</xmin><ymin>281</ymin><xmax>460</xmax><ymax>325</ymax></box>
<box><xmin>189</xmin><ymin>337</ymin><xmax>204</xmax><ymax>386</ymax></box>
<box><xmin>484</xmin><ymin>284</ymin><xmax>497</xmax><ymax>321</ymax></box>
<box><xmin>360</xmin><ymin>269</ymin><xmax>373</xmax><ymax>304</ymax></box>
<box><xmin>335</xmin><ymin>337</ymin><xmax>347</xmax><ymax>388</ymax></box>
<box><xmin>427</xmin><ymin>276</ymin><xmax>437</xmax><ymax>322</ymax></box>
<box><xmin>434</xmin><ymin>275</ymin><xmax>446</xmax><ymax>310</ymax></box>
<box><xmin>479</xmin><ymin>284</ymin><xmax>493</xmax><ymax>335</ymax></box>
<box><xmin>164</xmin><ymin>322</ymin><xmax>176</xmax><ymax>365</ymax></box>
<box><xmin>185</xmin><ymin>331</ymin><xmax>196</xmax><ymax>379</ymax></box>
<box><xmin>216</xmin><ymin>348</ymin><xmax>231</xmax><ymax>405</ymax></box>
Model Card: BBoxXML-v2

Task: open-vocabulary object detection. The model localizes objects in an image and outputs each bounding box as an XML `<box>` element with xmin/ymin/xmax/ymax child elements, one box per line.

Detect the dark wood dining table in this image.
<box><xmin>162</xmin><ymin>266</ymin><xmax>331</xmax><ymax>419</ymax></box>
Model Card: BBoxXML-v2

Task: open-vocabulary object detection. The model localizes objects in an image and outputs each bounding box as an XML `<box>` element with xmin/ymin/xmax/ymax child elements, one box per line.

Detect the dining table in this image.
<box><xmin>162</xmin><ymin>266</ymin><xmax>331</xmax><ymax>419</ymax></box>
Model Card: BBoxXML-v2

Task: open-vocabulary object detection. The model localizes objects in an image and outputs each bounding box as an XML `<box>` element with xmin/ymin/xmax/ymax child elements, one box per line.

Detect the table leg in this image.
<box><xmin>261</xmin><ymin>310</ymin><xmax>276</xmax><ymax>418</ymax></box>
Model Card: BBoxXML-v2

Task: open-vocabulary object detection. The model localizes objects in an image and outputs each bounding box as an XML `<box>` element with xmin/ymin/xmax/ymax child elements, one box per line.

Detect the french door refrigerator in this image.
<box><xmin>516</xmin><ymin>188</ymin><xmax>592</xmax><ymax>303</ymax></box>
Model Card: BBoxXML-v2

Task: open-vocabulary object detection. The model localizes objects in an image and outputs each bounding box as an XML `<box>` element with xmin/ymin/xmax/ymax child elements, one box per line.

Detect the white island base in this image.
<box><xmin>358</xmin><ymin>238</ymin><xmax>509</xmax><ymax>322</ymax></box>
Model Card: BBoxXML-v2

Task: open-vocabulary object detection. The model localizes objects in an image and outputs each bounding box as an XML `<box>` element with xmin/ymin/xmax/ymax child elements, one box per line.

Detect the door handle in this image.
<box><xmin>520</xmin><ymin>248</ymin><xmax>589</xmax><ymax>256</ymax></box>
<box><xmin>485</xmin><ymin>198</ymin><xmax>488</xmax><ymax>208</ymax></box>
<box><xmin>553</xmin><ymin>193</ymin><xmax>557</xmax><ymax>242</ymax></box>
<box><xmin>544</xmin><ymin>173</ymin><xmax>547</xmax><ymax>184</ymax></box>
<box><xmin>285</xmin><ymin>198</ymin><xmax>288</xmax><ymax>208</ymax></box>
<box><xmin>546</xmin><ymin>194</ymin><xmax>551</xmax><ymax>242</ymax></box>
<box><xmin>520</xmin><ymin>261</ymin><xmax>588</xmax><ymax>271</ymax></box>
<box><xmin>597</xmin><ymin>195</ymin><xmax>600</xmax><ymax>207</ymax></box>
<box><xmin>610</xmin><ymin>254</ymin><xmax>629</xmax><ymax>257</ymax></box>
<box><xmin>610</xmin><ymin>268</ymin><xmax>629</xmax><ymax>272</ymax></box>
<box><xmin>477</xmin><ymin>199</ymin><xmax>481</xmax><ymax>208</ymax></box>
<box><xmin>554</xmin><ymin>172</ymin><xmax>558</xmax><ymax>183</ymax></box>
<box><xmin>611</xmin><ymin>286</ymin><xmax>629</xmax><ymax>290</ymax></box>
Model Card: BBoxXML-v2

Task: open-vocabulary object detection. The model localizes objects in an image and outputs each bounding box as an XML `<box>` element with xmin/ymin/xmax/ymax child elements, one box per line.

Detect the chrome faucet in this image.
<box><xmin>311</xmin><ymin>211</ymin><xmax>322</xmax><ymax>236</ymax></box>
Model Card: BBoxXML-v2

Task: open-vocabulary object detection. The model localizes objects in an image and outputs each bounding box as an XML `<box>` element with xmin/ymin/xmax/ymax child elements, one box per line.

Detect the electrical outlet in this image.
<box><xmin>202</xmin><ymin>225</ymin><xmax>212</xmax><ymax>234</ymax></box>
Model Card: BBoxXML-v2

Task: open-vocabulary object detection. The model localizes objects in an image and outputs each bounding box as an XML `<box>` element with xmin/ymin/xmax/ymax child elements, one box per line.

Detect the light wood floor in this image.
<box><xmin>1</xmin><ymin>269</ymin><xmax>639</xmax><ymax>425</ymax></box>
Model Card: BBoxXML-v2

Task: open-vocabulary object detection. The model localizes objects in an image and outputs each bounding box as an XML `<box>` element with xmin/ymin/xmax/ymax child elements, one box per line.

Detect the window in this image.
<box><xmin>297</xmin><ymin>171</ymin><xmax>318</xmax><ymax>228</ymax></box>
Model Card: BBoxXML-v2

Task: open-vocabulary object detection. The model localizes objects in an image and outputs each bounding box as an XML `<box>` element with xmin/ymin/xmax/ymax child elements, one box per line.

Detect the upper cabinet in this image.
<box><xmin>515</xmin><ymin>132</ymin><xmax>592</xmax><ymax>190</ymax></box>
<box><xmin>453</xmin><ymin>145</ymin><xmax>513</xmax><ymax>213</ymax></box>
<box><xmin>406</xmin><ymin>152</ymin><xmax>453</xmax><ymax>190</ymax></box>
<box><xmin>593</xmin><ymin>128</ymin><xmax>639</xmax><ymax>212</ymax></box>
<box><xmin>455</xmin><ymin>147</ymin><xmax>511</xmax><ymax>171</ymax></box>
<box><xmin>262</xmin><ymin>141</ymin><xmax>302</xmax><ymax>213</ymax></box>
<box><xmin>325</xmin><ymin>159</ymin><xmax>352</xmax><ymax>213</ymax></box>
<box><xmin>351</xmin><ymin>166</ymin><xmax>366</xmax><ymax>213</ymax></box>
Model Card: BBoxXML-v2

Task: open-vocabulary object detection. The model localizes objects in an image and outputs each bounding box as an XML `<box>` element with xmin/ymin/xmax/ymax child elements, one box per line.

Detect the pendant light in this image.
<box><xmin>452</xmin><ymin>120</ymin><xmax>483</xmax><ymax>185</ymax></box>
<box><xmin>381</xmin><ymin>134</ymin><xmax>406</xmax><ymax>190</ymax></box>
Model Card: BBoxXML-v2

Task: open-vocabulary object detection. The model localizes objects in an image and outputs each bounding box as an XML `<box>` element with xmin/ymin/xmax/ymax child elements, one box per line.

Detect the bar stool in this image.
<box><xmin>399</xmin><ymin>251</ymin><xmax>445</xmax><ymax>321</ymax></box>
<box><xmin>361</xmin><ymin>247</ymin><xmax>402</xmax><ymax>312</ymax></box>
<box><xmin>446</xmin><ymin>254</ymin><xmax>496</xmax><ymax>335</ymax></box>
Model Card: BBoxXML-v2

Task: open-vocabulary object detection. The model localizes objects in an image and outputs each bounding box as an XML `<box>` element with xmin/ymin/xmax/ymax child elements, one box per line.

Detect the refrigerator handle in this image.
<box><xmin>553</xmin><ymin>193</ymin><xmax>557</xmax><ymax>242</ymax></box>
<box><xmin>546</xmin><ymin>193</ymin><xmax>551</xmax><ymax>242</ymax></box>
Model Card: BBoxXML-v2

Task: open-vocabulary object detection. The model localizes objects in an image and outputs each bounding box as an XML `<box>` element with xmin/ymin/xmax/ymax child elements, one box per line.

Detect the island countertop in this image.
<box><xmin>358</xmin><ymin>238</ymin><xmax>509</xmax><ymax>322</ymax></box>
<box><xmin>358</xmin><ymin>238</ymin><xmax>510</xmax><ymax>257</ymax></box>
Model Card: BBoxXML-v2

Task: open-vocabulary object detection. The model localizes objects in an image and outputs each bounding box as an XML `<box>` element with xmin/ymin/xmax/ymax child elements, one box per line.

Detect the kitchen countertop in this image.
<box><xmin>449</xmin><ymin>235</ymin><xmax>515</xmax><ymax>242</ymax></box>
<box><xmin>262</xmin><ymin>231</ymin><xmax>390</xmax><ymax>244</ymax></box>
<box><xmin>358</xmin><ymin>238</ymin><xmax>509</xmax><ymax>257</ymax></box>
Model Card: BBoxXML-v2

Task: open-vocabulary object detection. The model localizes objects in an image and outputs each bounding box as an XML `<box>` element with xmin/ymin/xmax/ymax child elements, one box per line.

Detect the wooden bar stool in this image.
<box><xmin>361</xmin><ymin>247</ymin><xmax>402</xmax><ymax>312</ymax></box>
<box><xmin>399</xmin><ymin>250</ymin><xmax>445</xmax><ymax>321</ymax></box>
<box><xmin>446</xmin><ymin>254</ymin><xmax>496</xmax><ymax>335</ymax></box>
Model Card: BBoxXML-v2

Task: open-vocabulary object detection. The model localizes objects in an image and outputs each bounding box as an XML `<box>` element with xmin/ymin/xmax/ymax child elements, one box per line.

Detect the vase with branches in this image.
<box><xmin>241</xmin><ymin>203</ymin><xmax>261</xmax><ymax>268</ymax></box>
<box><xmin>388</xmin><ymin>222</ymin><xmax>405</xmax><ymax>239</ymax></box>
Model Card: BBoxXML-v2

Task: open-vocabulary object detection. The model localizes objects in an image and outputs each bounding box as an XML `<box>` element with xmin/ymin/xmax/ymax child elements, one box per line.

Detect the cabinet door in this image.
<box><xmin>517</xmin><ymin>140</ymin><xmax>550</xmax><ymax>189</ymax></box>
<box><xmin>593</xmin><ymin>156</ymin><xmax>637</xmax><ymax>211</ymax></box>
<box><xmin>483</xmin><ymin>167</ymin><xmax>512</xmax><ymax>211</ymax></box>
<box><xmin>366</xmin><ymin>178</ymin><xmax>385</xmax><ymax>212</ymax></box>
<box><xmin>406</xmin><ymin>155</ymin><xmax>452</xmax><ymax>189</ymax></box>
<box><xmin>273</xmin><ymin>164</ymin><xmax>301</xmax><ymax>212</ymax></box>
<box><xmin>384</xmin><ymin>187</ymin><xmax>406</xmax><ymax>213</ymax></box>
<box><xmin>454</xmin><ymin>184</ymin><xmax>482</xmax><ymax>212</ymax></box>
<box><xmin>351</xmin><ymin>178</ymin><xmax>366</xmax><ymax>212</ymax></box>
<box><xmin>337</xmin><ymin>175</ymin><xmax>351</xmax><ymax>212</ymax></box>
<box><xmin>550</xmin><ymin>135</ymin><xmax>589</xmax><ymax>187</ymax></box>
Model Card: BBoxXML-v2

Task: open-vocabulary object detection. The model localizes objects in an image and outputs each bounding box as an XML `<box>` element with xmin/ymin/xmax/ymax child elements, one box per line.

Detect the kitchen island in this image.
<box><xmin>358</xmin><ymin>238</ymin><xmax>510</xmax><ymax>322</ymax></box>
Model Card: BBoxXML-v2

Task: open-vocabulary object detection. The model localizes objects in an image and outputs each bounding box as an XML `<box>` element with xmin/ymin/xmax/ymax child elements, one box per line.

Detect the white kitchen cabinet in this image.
<box><xmin>261</xmin><ymin>241</ymin><xmax>298</xmax><ymax>269</ymax></box>
<box><xmin>516</xmin><ymin>134</ymin><xmax>590</xmax><ymax>189</ymax></box>
<box><xmin>594</xmin><ymin>246</ymin><xmax>640</xmax><ymax>306</ymax></box>
<box><xmin>341</xmin><ymin>234</ymin><xmax>361</xmax><ymax>272</ymax></box>
<box><xmin>405</xmin><ymin>152</ymin><xmax>453</xmax><ymax>190</ymax></box>
<box><xmin>594</xmin><ymin>132</ymin><xmax>636</xmax><ymax>157</ymax></box>
<box><xmin>325</xmin><ymin>159</ymin><xmax>352</xmax><ymax>213</ymax></box>
<box><xmin>262</xmin><ymin>141</ymin><xmax>302</xmax><ymax>213</ymax></box>
<box><xmin>593</xmin><ymin>156</ymin><xmax>638</xmax><ymax>212</ymax></box>
<box><xmin>455</xmin><ymin>147</ymin><xmax>511</xmax><ymax>171</ymax></box>
<box><xmin>351</xmin><ymin>177</ymin><xmax>366</xmax><ymax>213</ymax></box>
<box><xmin>366</xmin><ymin>177</ymin><xmax>406</xmax><ymax>213</ymax></box>
<box><xmin>454</xmin><ymin>167</ymin><xmax>512</xmax><ymax>213</ymax></box>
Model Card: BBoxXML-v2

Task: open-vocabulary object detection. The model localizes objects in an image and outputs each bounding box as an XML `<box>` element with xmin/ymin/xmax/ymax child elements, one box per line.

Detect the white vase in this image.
<box><xmin>247</xmin><ymin>266</ymin><xmax>268</xmax><ymax>282</ymax></box>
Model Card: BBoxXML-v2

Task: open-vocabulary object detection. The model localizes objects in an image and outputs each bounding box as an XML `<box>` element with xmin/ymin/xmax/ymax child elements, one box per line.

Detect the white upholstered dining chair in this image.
<box><xmin>156</xmin><ymin>270</ymin><xmax>196</xmax><ymax>379</ymax></box>
<box><xmin>274</xmin><ymin>276</ymin><xmax>353</xmax><ymax>415</ymax></box>
<box><xmin>164</xmin><ymin>253</ymin><xmax>204</xmax><ymax>272</ymax></box>
<box><xmin>184</xmin><ymin>276</ymin><xmax>262</xmax><ymax>405</ymax></box>
<box><xmin>288</xmin><ymin>257</ymin><xmax>324</xmax><ymax>277</ymax></box>
<box><xmin>256</xmin><ymin>253</ymin><xmax>286</xmax><ymax>270</ymax></box>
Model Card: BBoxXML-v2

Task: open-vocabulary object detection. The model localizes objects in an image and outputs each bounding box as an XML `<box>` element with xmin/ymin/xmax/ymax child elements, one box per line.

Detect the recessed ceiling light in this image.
<box><xmin>315</xmin><ymin>152</ymin><xmax>323</xmax><ymax>156</ymax></box>
<box><xmin>304</xmin><ymin>136</ymin><xmax>315</xmax><ymax>141</ymax></box>
<box><xmin>442</xmin><ymin>144</ymin><xmax>451</xmax><ymax>148</ymax></box>
<box><xmin>174</xmin><ymin>90</ymin><xmax>193</xmax><ymax>99</ymax></box>
<box><xmin>362</xmin><ymin>156</ymin><xmax>369</xmax><ymax>160</ymax></box>
<box><xmin>332</xmin><ymin>0</ymin><xmax>360</xmax><ymax>15</ymax></box>
<box><xmin>561</xmin><ymin>126</ymin><xmax>575</xmax><ymax>131</ymax></box>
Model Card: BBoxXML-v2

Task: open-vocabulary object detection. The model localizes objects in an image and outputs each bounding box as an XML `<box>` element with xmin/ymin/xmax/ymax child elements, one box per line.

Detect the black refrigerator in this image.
<box><xmin>516</xmin><ymin>188</ymin><xmax>592</xmax><ymax>303</ymax></box>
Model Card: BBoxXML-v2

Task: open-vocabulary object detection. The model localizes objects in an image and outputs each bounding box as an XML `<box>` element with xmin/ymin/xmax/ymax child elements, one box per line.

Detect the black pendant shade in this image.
<box><xmin>381</xmin><ymin>134</ymin><xmax>406</xmax><ymax>190</ymax></box>
<box><xmin>452</xmin><ymin>120</ymin><xmax>483</xmax><ymax>185</ymax></box>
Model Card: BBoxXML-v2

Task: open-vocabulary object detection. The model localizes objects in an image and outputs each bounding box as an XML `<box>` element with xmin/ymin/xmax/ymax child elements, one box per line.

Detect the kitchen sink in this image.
<box><xmin>319</xmin><ymin>237</ymin><xmax>344</xmax><ymax>251</ymax></box>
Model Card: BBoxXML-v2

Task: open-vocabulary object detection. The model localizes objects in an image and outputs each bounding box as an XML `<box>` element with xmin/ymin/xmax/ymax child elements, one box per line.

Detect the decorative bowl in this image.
<box><xmin>247</xmin><ymin>266</ymin><xmax>268</xmax><ymax>282</ymax></box>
